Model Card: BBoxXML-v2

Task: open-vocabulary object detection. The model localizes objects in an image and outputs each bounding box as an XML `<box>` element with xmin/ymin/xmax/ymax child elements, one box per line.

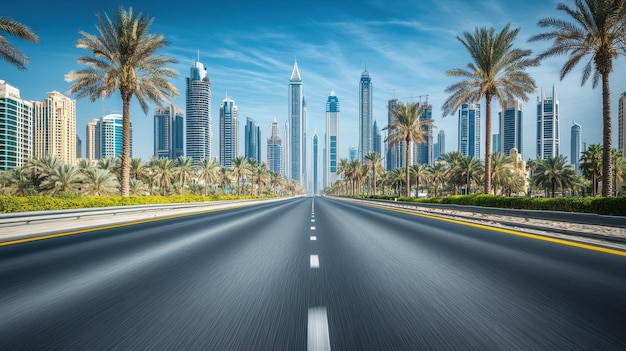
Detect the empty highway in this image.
<box><xmin>0</xmin><ymin>197</ymin><xmax>624</xmax><ymax>350</ymax></box>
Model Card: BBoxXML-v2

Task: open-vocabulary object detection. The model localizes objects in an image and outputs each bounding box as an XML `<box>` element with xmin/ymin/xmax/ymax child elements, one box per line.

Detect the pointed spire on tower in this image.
<box><xmin>290</xmin><ymin>59</ymin><xmax>301</xmax><ymax>81</ymax></box>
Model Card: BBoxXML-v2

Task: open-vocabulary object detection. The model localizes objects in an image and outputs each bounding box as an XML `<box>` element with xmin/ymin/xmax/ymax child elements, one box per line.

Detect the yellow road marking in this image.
<box><xmin>0</xmin><ymin>205</ymin><xmax>249</xmax><ymax>247</ymax></box>
<box><xmin>367</xmin><ymin>204</ymin><xmax>626</xmax><ymax>257</ymax></box>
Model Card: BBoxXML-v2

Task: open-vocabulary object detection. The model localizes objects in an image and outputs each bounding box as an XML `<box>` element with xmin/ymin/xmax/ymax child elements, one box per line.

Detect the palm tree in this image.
<box><xmin>130</xmin><ymin>158</ymin><xmax>149</xmax><ymax>183</ymax></box>
<box><xmin>458</xmin><ymin>156</ymin><xmax>483</xmax><ymax>195</ymax></box>
<box><xmin>410</xmin><ymin>163</ymin><xmax>430</xmax><ymax>197</ymax></box>
<box><xmin>580</xmin><ymin>144</ymin><xmax>603</xmax><ymax>196</ymax></box>
<box><xmin>611</xmin><ymin>149</ymin><xmax>625</xmax><ymax>195</ymax></box>
<box><xmin>490</xmin><ymin>152</ymin><xmax>513</xmax><ymax>195</ymax></box>
<box><xmin>364</xmin><ymin>152</ymin><xmax>383</xmax><ymax>195</ymax></box>
<box><xmin>384</xmin><ymin>102</ymin><xmax>433</xmax><ymax>197</ymax></box>
<box><xmin>65</xmin><ymin>7</ymin><xmax>178</xmax><ymax>196</ymax></box>
<box><xmin>534</xmin><ymin>156</ymin><xmax>577</xmax><ymax>197</ymax></box>
<box><xmin>151</xmin><ymin>157</ymin><xmax>176</xmax><ymax>195</ymax></box>
<box><xmin>218</xmin><ymin>167</ymin><xmax>232</xmax><ymax>195</ymax></box>
<box><xmin>0</xmin><ymin>16</ymin><xmax>39</xmax><ymax>70</ymax></box>
<box><xmin>129</xmin><ymin>179</ymin><xmax>150</xmax><ymax>196</ymax></box>
<box><xmin>269</xmin><ymin>171</ymin><xmax>283</xmax><ymax>195</ymax></box>
<box><xmin>442</xmin><ymin>151</ymin><xmax>464</xmax><ymax>195</ymax></box>
<box><xmin>231</xmin><ymin>156</ymin><xmax>250</xmax><ymax>196</ymax></box>
<box><xmin>84</xmin><ymin>169</ymin><xmax>119</xmax><ymax>195</ymax></box>
<box><xmin>530</xmin><ymin>0</ymin><xmax>626</xmax><ymax>196</ymax></box>
<box><xmin>175</xmin><ymin>156</ymin><xmax>195</xmax><ymax>195</ymax></box>
<box><xmin>430</xmin><ymin>163</ymin><xmax>448</xmax><ymax>197</ymax></box>
<box><xmin>40</xmin><ymin>164</ymin><xmax>84</xmax><ymax>196</ymax></box>
<box><xmin>5</xmin><ymin>167</ymin><xmax>37</xmax><ymax>196</ymax></box>
<box><xmin>198</xmin><ymin>158</ymin><xmax>219</xmax><ymax>196</ymax></box>
<box><xmin>443</xmin><ymin>24</ymin><xmax>538</xmax><ymax>194</ymax></box>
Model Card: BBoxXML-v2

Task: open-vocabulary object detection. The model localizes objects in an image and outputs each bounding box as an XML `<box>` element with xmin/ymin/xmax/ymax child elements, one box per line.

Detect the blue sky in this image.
<box><xmin>2</xmin><ymin>0</ymin><xmax>624</xmax><ymax>164</ymax></box>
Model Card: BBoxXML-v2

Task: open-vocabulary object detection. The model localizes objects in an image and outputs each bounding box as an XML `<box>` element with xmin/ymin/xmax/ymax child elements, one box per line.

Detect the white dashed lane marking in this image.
<box><xmin>310</xmin><ymin>255</ymin><xmax>319</xmax><ymax>268</ymax></box>
<box><xmin>308</xmin><ymin>307</ymin><xmax>331</xmax><ymax>351</ymax></box>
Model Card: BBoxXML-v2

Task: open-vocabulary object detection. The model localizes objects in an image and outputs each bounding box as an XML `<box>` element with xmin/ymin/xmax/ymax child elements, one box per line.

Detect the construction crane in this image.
<box><xmin>402</xmin><ymin>94</ymin><xmax>429</xmax><ymax>105</ymax></box>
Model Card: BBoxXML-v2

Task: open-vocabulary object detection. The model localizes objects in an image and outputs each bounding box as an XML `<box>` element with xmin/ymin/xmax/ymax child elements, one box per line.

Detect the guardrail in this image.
<box><xmin>338</xmin><ymin>197</ymin><xmax>626</xmax><ymax>244</ymax></box>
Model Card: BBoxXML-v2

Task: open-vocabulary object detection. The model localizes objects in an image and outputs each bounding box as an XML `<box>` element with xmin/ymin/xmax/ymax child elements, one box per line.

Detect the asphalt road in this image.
<box><xmin>0</xmin><ymin>197</ymin><xmax>624</xmax><ymax>350</ymax></box>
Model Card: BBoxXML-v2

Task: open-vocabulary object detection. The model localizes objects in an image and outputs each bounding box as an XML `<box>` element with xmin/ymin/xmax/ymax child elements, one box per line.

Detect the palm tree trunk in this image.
<box><xmin>484</xmin><ymin>96</ymin><xmax>493</xmax><ymax>194</ymax></box>
<box><xmin>373</xmin><ymin>173</ymin><xmax>377</xmax><ymax>195</ymax></box>
<box><xmin>601</xmin><ymin>73</ymin><xmax>612</xmax><ymax>197</ymax></box>
<box><xmin>120</xmin><ymin>91</ymin><xmax>132</xmax><ymax>196</ymax></box>
<box><xmin>405</xmin><ymin>140</ymin><xmax>411</xmax><ymax>197</ymax></box>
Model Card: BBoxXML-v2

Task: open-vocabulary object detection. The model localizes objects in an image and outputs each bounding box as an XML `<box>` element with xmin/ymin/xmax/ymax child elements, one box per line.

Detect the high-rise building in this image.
<box><xmin>413</xmin><ymin>103</ymin><xmax>433</xmax><ymax>165</ymax></box>
<box><xmin>154</xmin><ymin>105</ymin><xmax>184</xmax><ymax>159</ymax></box>
<box><xmin>499</xmin><ymin>99</ymin><xmax>523</xmax><ymax>155</ymax></box>
<box><xmin>245</xmin><ymin>117</ymin><xmax>261</xmax><ymax>164</ymax></box>
<box><xmin>619</xmin><ymin>92</ymin><xmax>626</xmax><ymax>159</ymax></box>
<box><xmin>86</xmin><ymin>119</ymin><xmax>99</xmax><ymax>161</ymax></box>
<box><xmin>435</xmin><ymin>130</ymin><xmax>445</xmax><ymax>161</ymax></box>
<box><xmin>459</xmin><ymin>102</ymin><xmax>481</xmax><ymax>158</ymax></box>
<box><xmin>219</xmin><ymin>97</ymin><xmax>238</xmax><ymax>168</ymax></box>
<box><xmin>100</xmin><ymin>114</ymin><xmax>129</xmax><ymax>158</ymax></box>
<box><xmin>313</xmin><ymin>132</ymin><xmax>319</xmax><ymax>194</ymax></box>
<box><xmin>492</xmin><ymin>134</ymin><xmax>501</xmax><ymax>153</ymax></box>
<box><xmin>0</xmin><ymin>81</ymin><xmax>33</xmax><ymax>170</ymax></box>
<box><xmin>349</xmin><ymin>147</ymin><xmax>357</xmax><ymax>161</ymax></box>
<box><xmin>373</xmin><ymin>120</ymin><xmax>381</xmax><ymax>155</ymax></box>
<box><xmin>76</xmin><ymin>135</ymin><xmax>82</xmax><ymax>159</ymax></box>
<box><xmin>302</xmin><ymin>97</ymin><xmax>308</xmax><ymax>190</ymax></box>
<box><xmin>537</xmin><ymin>86</ymin><xmax>560</xmax><ymax>159</ymax></box>
<box><xmin>32</xmin><ymin>91</ymin><xmax>76</xmax><ymax>165</ymax></box>
<box><xmin>571</xmin><ymin>121</ymin><xmax>582</xmax><ymax>174</ymax></box>
<box><xmin>288</xmin><ymin>60</ymin><xmax>304</xmax><ymax>184</ymax></box>
<box><xmin>267</xmin><ymin>119</ymin><xmax>283</xmax><ymax>175</ymax></box>
<box><xmin>325</xmin><ymin>90</ymin><xmax>340</xmax><ymax>187</ymax></box>
<box><xmin>186</xmin><ymin>58</ymin><xmax>212</xmax><ymax>163</ymax></box>
<box><xmin>358</xmin><ymin>65</ymin><xmax>373</xmax><ymax>161</ymax></box>
<box><xmin>386</xmin><ymin>98</ymin><xmax>404</xmax><ymax>170</ymax></box>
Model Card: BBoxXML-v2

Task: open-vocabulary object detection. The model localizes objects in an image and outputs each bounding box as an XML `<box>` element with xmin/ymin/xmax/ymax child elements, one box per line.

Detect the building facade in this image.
<box><xmin>358</xmin><ymin>66</ymin><xmax>373</xmax><ymax>161</ymax></box>
<box><xmin>245</xmin><ymin>117</ymin><xmax>261</xmax><ymax>164</ymax></box>
<box><xmin>100</xmin><ymin>114</ymin><xmax>129</xmax><ymax>159</ymax></box>
<box><xmin>154</xmin><ymin>105</ymin><xmax>184</xmax><ymax>159</ymax></box>
<box><xmin>288</xmin><ymin>60</ymin><xmax>304</xmax><ymax>184</ymax></box>
<box><xmin>186</xmin><ymin>59</ymin><xmax>212</xmax><ymax>163</ymax></box>
<box><xmin>499</xmin><ymin>99</ymin><xmax>523</xmax><ymax>156</ymax></box>
<box><xmin>459</xmin><ymin>102</ymin><xmax>481</xmax><ymax>158</ymax></box>
<box><xmin>267</xmin><ymin>119</ymin><xmax>283</xmax><ymax>175</ymax></box>
<box><xmin>32</xmin><ymin>91</ymin><xmax>76</xmax><ymax>165</ymax></box>
<box><xmin>313</xmin><ymin>132</ymin><xmax>319</xmax><ymax>194</ymax></box>
<box><xmin>373</xmin><ymin>120</ymin><xmax>381</xmax><ymax>155</ymax></box>
<box><xmin>325</xmin><ymin>90</ymin><xmax>340</xmax><ymax>187</ymax></box>
<box><xmin>219</xmin><ymin>97</ymin><xmax>238</xmax><ymax>168</ymax></box>
<box><xmin>386</xmin><ymin>99</ymin><xmax>404</xmax><ymax>170</ymax></box>
<box><xmin>619</xmin><ymin>92</ymin><xmax>626</xmax><ymax>159</ymax></box>
<box><xmin>571</xmin><ymin>121</ymin><xmax>582</xmax><ymax>174</ymax></box>
<box><xmin>0</xmin><ymin>81</ymin><xmax>33</xmax><ymax>170</ymax></box>
<box><xmin>435</xmin><ymin>130</ymin><xmax>445</xmax><ymax>161</ymax></box>
<box><xmin>536</xmin><ymin>86</ymin><xmax>560</xmax><ymax>159</ymax></box>
<box><xmin>86</xmin><ymin>119</ymin><xmax>99</xmax><ymax>161</ymax></box>
<box><xmin>413</xmin><ymin>103</ymin><xmax>433</xmax><ymax>165</ymax></box>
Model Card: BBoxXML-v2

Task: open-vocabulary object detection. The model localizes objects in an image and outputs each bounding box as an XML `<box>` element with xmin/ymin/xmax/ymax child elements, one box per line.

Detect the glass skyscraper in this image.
<box><xmin>288</xmin><ymin>60</ymin><xmax>304</xmax><ymax>184</ymax></box>
<box><xmin>0</xmin><ymin>81</ymin><xmax>33</xmax><ymax>171</ymax></box>
<box><xmin>571</xmin><ymin>121</ymin><xmax>582</xmax><ymax>174</ymax></box>
<box><xmin>537</xmin><ymin>86</ymin><xmax>560</xmax><ymax>159</ymax></box>
<box><xmin>435</xmin><ymin>130</ymin><xmax>445</xmax><ymax>161</ymax></box>
<box><xmin>358</xmin><ymin>65</ymin><xmax>373</xmax><ymax>161</ymax></box>
<box><xmin>459</xmin><ymin>103</ymin><xmax>481</xmax><ymax>158</ymax></box>
<box><xmin>413</xmin><ymin>103</ymin><xmax>433</xmax><ymax>165</ymax></box>
<box><xmin>219</xmin><ymin>97</ymin><xmax>238</xmax><ymax>168</ymax></box>
<box><xmin>386</xmin><ymin>98</ymin><xmax>403</xmax><ymax>171</ymax></box>
<box><xmin>325</xmin><ymin>90</ymin><xmax>339</xmax><ymax>187</ymax></box>
<box><xmin>373</xmin><ymin>120</ymin><xmax>381</xmax><ymax>155</ymax></box>
<box><xmin>313</xmin><ymin>132</ymin><xmax>319</xmax><ymax>194</ymax></box>
<box><xmin>245</xmin><ymin>117</ymin><xmax>261</xmax><ymax>164</ymax></box>
<box><xmin>186</xmin><ymin>59</ymin><xmax>212</xmax><ymax>163</ymax></box>
<box><xmin>499</xmin><ymin>99</ymin><xmax>523</xmax><ymax>156</ymax></box>
<box><xmin>154</xmin><ymin>105</ymin><xmax>184</xmax><ymax>159</ymax></box>
<box><xmin>267</xmin><ymin>119</ymin><xmax>283</xmax><ymax>175</ymax></box>
<box><xmin>100</xmin><ymin>114</ymin><xmax>129</xmax><ymax>159</ymax></box>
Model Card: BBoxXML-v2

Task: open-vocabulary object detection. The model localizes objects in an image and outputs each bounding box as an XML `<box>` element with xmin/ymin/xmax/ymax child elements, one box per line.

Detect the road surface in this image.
<box><xmin>0</xmin><ymin>197</ymin><xmax>624</xmax><ymax>350</ymax></box>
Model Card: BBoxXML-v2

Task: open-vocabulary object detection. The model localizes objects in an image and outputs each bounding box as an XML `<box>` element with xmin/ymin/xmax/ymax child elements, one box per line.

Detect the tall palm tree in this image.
<box><xmin>175</xmin><ymin>156</ymin><xmax>195</xmax><ymax>195</ymax></box>
<box><xmin>443</xmin><ymin>24</ymin><xmax>538</xmax><ymax>194</ymax></box>
<box><xmin>534</xmin><ymin>155</ymin><xmax>577</xmax><ymax>197</ymax></box>
<box><xmin>384</xmin><ymin>102</ymin><xmax>433</xmax><ymax>197</ymax></box>
<box><xmin>611</xmin><ymin>149</ymin><xmax>626</xmax><ymax>195</ymax></box>
<box><xmin>0</xmin><ymin>16</ymin><xmax>39</xmax><ymax>71</ymax></box>
<box><xmin>151</xmin><ymin>157</ymin><xmax>176</xmax><ymax>195</ymax></box>
<box><xmin>490</xmin><ymin>152</ymin><xmax>513</xmax><ymax>195</ymax></box>
<box><xmin>364</xmin><ymin>152</ymin><xmax>383</xmax><ymax>195</ymax></box>
<box><xmin>458</xmin><ymin>156</ymin><xmax>483</xmax><ymax>195</ymax></box>
<box><xmin>130</xmin><ymin>158</ymin><xmax>149</xmax><ymax>183</ymax></box>
<box><xmin>429</xmin><ymin>163</ymin><xmax>448</xmax><ymax>198</ymax></box>
<box><xmin>66</xmin><ymin>7</ymin><xmax>178</xmax><ymax>196</ymax></box>
<box><xmin>410</xmin><ymin>163</ymin><xmax>430</xmax><ymax>197</ymax></box>
<box><xmin>231</xmin><ymin>156</ymin><xmax>250</xmax><ymax>196</ymax></box>
<box><xmin>269</xmin><ymin>171</ymin><xmax>283</xmax><ymax>195</ymax></box>
<box><xmin>219</xmin><ymin>167</ymin><xmax>232</xmax><ymax>195</ymax></box>
<box><xmin>530</xmin><ymin>0</ymin><xmax>626</xmax><ymax>196</ymax></box>
<box><xmin>198</xmin><ymin>158</ymin><xmax>219</xmax><ymax>196</ymax></box>
<box><xmin>442</xmin><ymin>151</ymin><xmax>464</xmax><ymax>195</ymax></box>
<box><xmin>580</xmin><ymin>144</ymin><xmax>603</xmax><ymax>196</ymax></box>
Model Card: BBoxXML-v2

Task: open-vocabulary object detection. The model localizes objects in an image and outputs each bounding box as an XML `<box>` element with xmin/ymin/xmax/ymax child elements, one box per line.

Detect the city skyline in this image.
<box><xmin>2</xmin><ymin>0</ymin><xmax>625</xmax><ymax>165</ymax></box>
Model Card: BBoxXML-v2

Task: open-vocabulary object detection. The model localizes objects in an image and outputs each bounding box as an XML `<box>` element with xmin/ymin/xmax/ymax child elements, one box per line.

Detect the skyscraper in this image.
<box><xmin>537</xmin><ymin>86</ymin><xmax>560</xmax><ymax>159</ymax></box>
<box><xmin>571</xmin><ymin>121</ymin><xmax>582</xmax><ymax>174</ymax></box>
<box><xmin>435</xmin><ymin>130</ymin><xmax>445</xmax><ymax>161</ymax></box>
<box><xmin>325</xmin><ymin>90</ymin><xmax>340</xmax><ymax>187</ymax></box>
<box><xmin>245</xmin><ymin>117</ymin><xmax>261</xmax><ymax>164</ymax></box>
<box><xmin>413</xmin><ymin>103</ymin><xmax>433</xmax><ymax>165</ymax></box>
<box><xmin>32</xmin><ymin>91</ymin><xmax>76</xmax><ymax>165</ymax></box>
<box><xmin>373</xmin><ymin>120</ymin><xmax>381</xmax><ymax>155</ymax></box>
<box><xmin>358</xmin><ymin>65</ymin><xmax>373</xmax><ymax>161</ymax></box>
<box><xmin>186</xmin><ymin>58</ymin><xmax>212</xmax><ymax>163</ymax></box>
<box><xmin>288</xmin><ymin>60</ymin><xmax>303</xmax><ymax>184</ymax></box>
<box><xmin>499</xmin><ymin>99</ymin><xmax>523</xmax><ymax>156</ymax></box>
<box><xmin>100</xmin><ymin>114</ymin><xmax>129</xmax><ymax>158</ymax></box>
<box><xmin>86</xmin><ymin>119</ymin><xmax>99</xmax><ymax>161</ymax></box>
<box><xmin>76</xmin><ymin>135</ymin><xmax>82</xmax><ymax>159</ymax></box>
<box><xmin>302</xmin><ymin>97</ymin><xmax>308</xmax><ymax>190</ymax></box>
<box><xmin>386</xmin><ymin>98</ymin><xmax>403</xmax><ymax>170</ymax></box>
<box><xmin>154</xmin><ymin>105</ymin><xmax>184</xmax><ymax>159</ymax></box>
<box><xmin>349</xmin><ymin>147</ymin><xmax>357</xmax><ymax>161</ymax></box>
<box><xmin>0</xmin><ymin>81</ymin><xmax>32</xmax><ymax>170</ymax></box>
<box><xmin>492</xmin><ymin>134</ymin><xmax>501</xmax><ymax>153</ymax></box>
<box><xmin>459</xmin><ymin>102</ymin><xmax>481</xmax><ymax>158</ymax></box>
<box><xmin>313</xmin><ymin>132</ymin><xmax>319</xmax><ymax>194</ymax></box>
<box><xmin>220</xmin><ymin>97</ymin><xmax>238</xmax><ymax>168</ymax></box>
<box><xmin>619</xmin><ymin>92</ymin><xmax>626</xmax><ymax>159</ymax></box>
<box><xmin>267</xmin><ymin>119</ymin><xmax>283</xmax><ymax>175</ymax></box>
